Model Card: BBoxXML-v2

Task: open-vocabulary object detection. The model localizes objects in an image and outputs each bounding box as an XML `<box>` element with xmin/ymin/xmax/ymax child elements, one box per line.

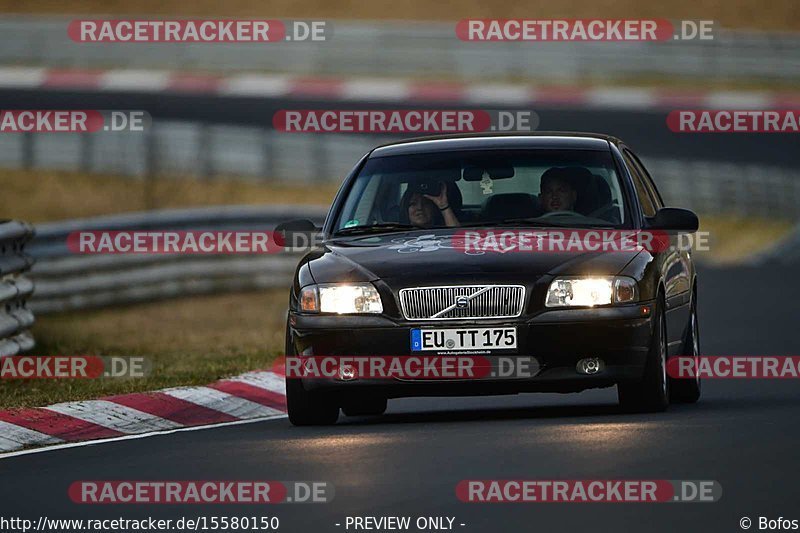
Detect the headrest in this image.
<box><xmin>483</xmin><ymin>193</ymin><xmax>539</xmax><ymax>220</ymax></box>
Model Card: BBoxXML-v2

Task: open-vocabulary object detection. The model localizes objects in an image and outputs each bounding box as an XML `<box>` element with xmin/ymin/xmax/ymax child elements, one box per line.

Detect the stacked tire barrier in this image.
<box><xmin>27</xmin><ymin>205</ymin><xmax>327</xmax><ymax>314</ymax></box>
<box><xmin>0</xmin><ymin>220</ymin><xmax>36</xmax><ymax>357</ymax></box>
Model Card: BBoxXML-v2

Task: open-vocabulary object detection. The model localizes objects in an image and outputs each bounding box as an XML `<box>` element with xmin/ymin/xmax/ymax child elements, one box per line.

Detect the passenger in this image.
<box><xmin>405</xmin><ymin>182</ymin><xmax>460</xmax><ymax>228</ymax></box>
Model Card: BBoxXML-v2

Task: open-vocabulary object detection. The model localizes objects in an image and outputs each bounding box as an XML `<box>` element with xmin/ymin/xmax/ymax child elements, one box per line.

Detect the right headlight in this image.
<box><xmin>299</xmin><ymin>283</ymin><xmax>384</xmax><ymax>314</ymax></box>
<box><xmin>545</xmin><ymin>276</ymin><xmax>638</xmax><ymax>308</ymax></box>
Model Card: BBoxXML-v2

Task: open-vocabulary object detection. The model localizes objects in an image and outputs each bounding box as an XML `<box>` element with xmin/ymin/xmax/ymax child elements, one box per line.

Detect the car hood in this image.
<box><xmin>305</xmin><ymin>229</ymin><xmax>641</xmax><ymax>286</ymax></box>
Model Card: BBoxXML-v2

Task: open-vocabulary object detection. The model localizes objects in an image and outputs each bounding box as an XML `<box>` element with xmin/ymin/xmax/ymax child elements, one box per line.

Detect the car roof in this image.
<box><xmin>370</xmin><ymin>132</ymin><xmax>619</xmax><ymax>157</ymax></box>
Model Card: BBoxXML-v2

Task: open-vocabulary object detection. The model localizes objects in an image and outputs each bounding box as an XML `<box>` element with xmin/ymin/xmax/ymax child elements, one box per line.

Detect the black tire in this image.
<box><xmin>286</xmin><ymin>378</ymin><xmax>340</xmax><ymax>426</ymax></box>
<box><xmin>285</xmin><ymin>320</ymin><xmax>340</xmax><ymax>426</ymax></box>
<box><xmin>342</xmin><ymin>397</ymin><xmax>388</xmax><ymax>417</ymax></box>
<box><xmin>618</xmin><ymin>296</ymin><xmax>669</xmax><ymax>413</ymax></box>
<box><xmin>669</xmin><ymin>289</ymin><xmax>702</xmax><ymax>404</ymax></box>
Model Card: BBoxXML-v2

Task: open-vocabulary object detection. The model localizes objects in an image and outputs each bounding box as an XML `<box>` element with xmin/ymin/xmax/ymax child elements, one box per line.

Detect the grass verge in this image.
<box><xmin>698</xmin><ymin>215</ymin><xmax>795</xmax><ymax>265</ymax></box>
<box><xmin>0</xmin><ymin>290</ymin><xmax>288</xmax><ymax>408</ymax></box>
<box><xmin>0</xmin><ymin>168</ymin><xmax>339</xmax><ymax>223</ymax></box>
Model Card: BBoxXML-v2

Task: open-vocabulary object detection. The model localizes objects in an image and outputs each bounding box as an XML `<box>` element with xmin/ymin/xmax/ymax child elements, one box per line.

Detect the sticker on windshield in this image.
<box><xmin>344</xmin><ymin>219</ymin><xmax>360</xmax><ymax>228</ymax></box>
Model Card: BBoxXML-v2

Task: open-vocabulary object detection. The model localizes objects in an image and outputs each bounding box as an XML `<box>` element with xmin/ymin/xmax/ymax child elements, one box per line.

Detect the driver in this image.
<box><xmin>540</xmin><ymin>168</ymin><xmax>578</xmax><ymax>213</ymax></box>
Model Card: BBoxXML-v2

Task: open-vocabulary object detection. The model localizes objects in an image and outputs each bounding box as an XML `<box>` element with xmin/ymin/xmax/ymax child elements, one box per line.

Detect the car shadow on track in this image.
<box><xmin>329</xmin><ymin>391</ymin><xmax>799</xmax><ymax>429</ymax></box>
<box><xmin>337</xmin><ymin>401</ymin><xmax>633</xmax><ymax>427</ymax></box>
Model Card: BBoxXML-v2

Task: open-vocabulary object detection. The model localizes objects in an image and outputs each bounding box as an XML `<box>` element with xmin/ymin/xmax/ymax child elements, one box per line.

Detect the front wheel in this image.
<box><xmin>286</xmin><ymin>378</ymin><xmax>340</xmax><ymax>426</ymax></box>
<box><xmin>285</xmin><ymin>320</ymin><xmax>339</xmax><ymax>426</ymax></box>
<box><xmin>618</xmin><ymin>298</ymin><xmax>669</xmax><ymax>413</ymax></box>
<box><xmin>670</xmin><ymin>290</ymin><xmax>702</xmax><ymax>403</ymax></box>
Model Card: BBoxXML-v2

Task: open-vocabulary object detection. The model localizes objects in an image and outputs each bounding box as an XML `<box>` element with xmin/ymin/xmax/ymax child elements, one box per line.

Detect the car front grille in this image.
<box><xmin>398</xmin><ymin>285</ymin><xmax>526</xmax><ymax>320</ymax></box>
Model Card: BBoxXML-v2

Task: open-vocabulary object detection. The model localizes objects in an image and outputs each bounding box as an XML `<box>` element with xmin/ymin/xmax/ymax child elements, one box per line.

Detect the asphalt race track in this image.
<box><xmin>2</xmin><ymin>263</ymin><xmax>798</xmax><ymax>533</ymax></box>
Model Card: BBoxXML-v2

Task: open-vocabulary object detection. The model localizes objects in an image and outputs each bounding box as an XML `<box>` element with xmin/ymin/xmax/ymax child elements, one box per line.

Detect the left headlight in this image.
<box><xmin>299</xmin><ymin>283</ymin><xmax>384</xmax><ymax>314</ymax></box>
<box><xmin>545</xmin><ymin>276</ymin><xmax>638</xmax><ymax>308</ymax></box>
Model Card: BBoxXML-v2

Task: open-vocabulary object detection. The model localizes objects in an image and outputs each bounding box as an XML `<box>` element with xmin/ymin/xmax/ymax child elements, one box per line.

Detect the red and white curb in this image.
<box><xmin>0</xmin><ymin>66</ymin><xmax>798</xmax><ymax>110</ymax></box>
<box><xmin>0</xmin><ymin>370</ymin><xmax>286</xmax><ymax>455</ymax></box>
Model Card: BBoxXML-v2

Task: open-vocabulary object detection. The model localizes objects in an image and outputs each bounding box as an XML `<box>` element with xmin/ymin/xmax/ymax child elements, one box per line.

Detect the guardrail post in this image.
<box><xmin>262</xmin><ymin>128</ymin><xmax>275</xmax><ymax>180</ymax></box>
<box><xmin>143</xmin><ymin>125</ymin><xmax>158</xmax><ymax>210</ymax></box>
<box><xmin>21</xmin><ymin>132</ymin><xmax>34</xmax><ymax>170</ymax></box>
<box><xmin>80</xmin><ymin>132</ymin><xmax>94</xmax><ymax>173</ymax></box>
<box><xmin>312</xmin><ymin>136</ymin><xmax>328</xmax><ymax>182</ymax></box>
<box><xmin>199</xmin><ymin>124</ymin><xmax>214</xmax><ymax>180</ymax></box>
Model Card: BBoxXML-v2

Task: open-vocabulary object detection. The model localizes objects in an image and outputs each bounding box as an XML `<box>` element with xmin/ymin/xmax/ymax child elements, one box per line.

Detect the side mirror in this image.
<box><xmin>275</xmin><ymin>219</ymin><xmax>319</xmax><ymax>233</ymax></box>
<box><xmin>647</xmin><ymin>208</ymin><xmax>699</xmax><ymax>232</ymax></box>
<box><xmin>274</xmin><ymin>219</ymin><xmax>322</xmax><ymax>249</ymax></box>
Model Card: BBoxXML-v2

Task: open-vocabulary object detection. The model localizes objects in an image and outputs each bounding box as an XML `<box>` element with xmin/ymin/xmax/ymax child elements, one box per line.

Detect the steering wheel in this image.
<box><xmin>539</xmin><ymin>210</ymin><xmax>582</xmax><ymax>218</ymax></box>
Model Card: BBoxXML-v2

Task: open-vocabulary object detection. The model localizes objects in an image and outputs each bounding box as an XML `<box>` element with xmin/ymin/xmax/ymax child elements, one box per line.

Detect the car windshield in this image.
<box><xmin>333</xmin><ymin>148</ymin><xmax>627</xmax><ymax>234</ymax></box>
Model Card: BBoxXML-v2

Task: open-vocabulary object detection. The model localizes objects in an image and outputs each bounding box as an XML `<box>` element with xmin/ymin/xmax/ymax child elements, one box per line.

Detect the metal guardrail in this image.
<box><xmin>0</xmin><ymin>220</ymin><xmax>36</xmax><ymax>357</ymax></box>
<box><xmin>650</xmin><ymin>159</ymin><xmax>800</xmax><ymax>220</ymax></box>
<box><xmin>0</xmin><ymin>17</ymin><xmax>798</xmax><ymax>82</ymax></box>
<box><xmin>2</xmin><ymin>120</ymin><xmax>798</xmax><ymax>220</ymax></box>
<box><xmin>27</xmin><ymin>205</ymin><xmax>327</xmax><ymax>314</ymax></box>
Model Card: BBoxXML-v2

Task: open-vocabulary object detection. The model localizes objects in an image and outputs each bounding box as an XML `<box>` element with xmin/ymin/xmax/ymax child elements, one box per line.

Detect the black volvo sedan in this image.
<box><xmin>281</xmin><ymin>133</ymin><xmax>701</xmax><ymax>425</ymax></box>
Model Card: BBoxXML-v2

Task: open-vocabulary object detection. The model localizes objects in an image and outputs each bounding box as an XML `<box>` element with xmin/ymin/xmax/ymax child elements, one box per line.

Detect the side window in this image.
<box><xmin>628</xmin><ymin>152</ymin><xmax>664</xmax><ymax>209</ymax></box>
<box><xmin>623</xmin><ymin>150</ymin><xmax>657</xmax><ymax>217</ymax></box>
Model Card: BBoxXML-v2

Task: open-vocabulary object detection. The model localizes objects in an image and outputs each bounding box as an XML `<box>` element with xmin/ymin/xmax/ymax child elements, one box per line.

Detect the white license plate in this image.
<box><xmin>411</xmin><ymin>327</ymin><xmax>517</xmax><ymax>351</ymax></box>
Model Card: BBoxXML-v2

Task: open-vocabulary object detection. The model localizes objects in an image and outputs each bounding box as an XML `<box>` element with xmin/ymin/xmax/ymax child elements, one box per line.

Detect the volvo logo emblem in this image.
<box><xmin>426</xmin><ymin>286</ymin><xmax>493</xmax><ymax>319</ymax></box>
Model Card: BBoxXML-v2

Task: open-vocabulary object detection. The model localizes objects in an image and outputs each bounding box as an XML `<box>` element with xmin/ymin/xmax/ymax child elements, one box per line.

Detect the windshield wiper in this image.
<box><xmin>462</xmin><ymin>218</ymin><xmax>616</xmax><ymax>229</ymax></box>
<box><xmin>334</xmin><ymin>223</ymin><xmax>417</xmax><ymax>236</ymax></box>
<box><xmin>459</xmin><ymin>218</ymin><xmax>568</xmax><ymax>228</ymax></box>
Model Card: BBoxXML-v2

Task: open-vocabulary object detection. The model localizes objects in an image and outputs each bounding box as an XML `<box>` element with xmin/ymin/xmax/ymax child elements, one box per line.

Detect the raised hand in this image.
<box><xmin>423</xmin><ymin>182</ymin><xmax>449</xmax><ymax>210</ymax></box>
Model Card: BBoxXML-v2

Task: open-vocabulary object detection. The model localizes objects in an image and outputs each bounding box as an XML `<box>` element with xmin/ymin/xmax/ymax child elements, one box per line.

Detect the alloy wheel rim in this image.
<box><xmin>660</xmin><ymin>316</ymin><xmax>668</xmax><ymax>397</ymax></box>
<box><xmin>692</xmin><ymin>307</ymin><xmax>700</xmax><ymax>387</ymax></box>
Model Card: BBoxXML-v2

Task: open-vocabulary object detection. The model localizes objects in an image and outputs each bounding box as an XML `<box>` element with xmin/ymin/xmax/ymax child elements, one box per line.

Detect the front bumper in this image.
<box><xmin>288</xmin><ymin>302</ymin><xmax>654</xmax><ymax>398</ymax></box>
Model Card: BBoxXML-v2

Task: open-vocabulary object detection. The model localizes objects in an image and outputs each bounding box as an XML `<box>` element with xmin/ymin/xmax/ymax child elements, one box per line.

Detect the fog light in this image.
<box><xmin>338</xmin><ymin>364</ymin><xmax>357</xmax><ymax>381</ymax></box>
<box><xmin>577</xmin><ymin>357</ymin><xmax>605</xmax><ymax>375</ymax></box>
